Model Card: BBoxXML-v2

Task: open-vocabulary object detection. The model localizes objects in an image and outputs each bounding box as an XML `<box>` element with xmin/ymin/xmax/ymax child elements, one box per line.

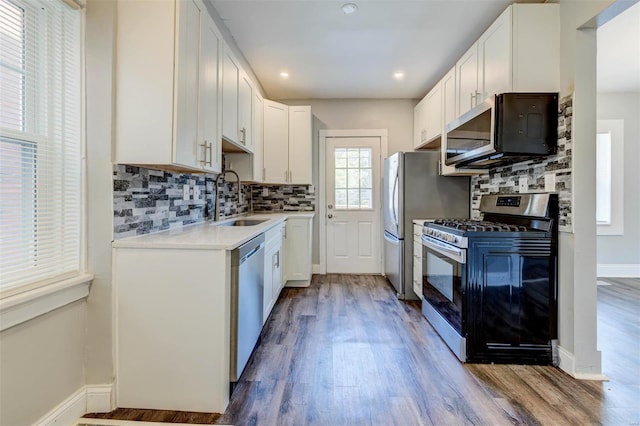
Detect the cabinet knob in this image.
<box><xmin>328</xmin><ymin>214</ymin><xmax>333</xmax><ymax>219</ymax></box>
<box><xmin>328</xmin><ymin>204</ymin><xmax>333</xmax><ymax>209</ymax></box>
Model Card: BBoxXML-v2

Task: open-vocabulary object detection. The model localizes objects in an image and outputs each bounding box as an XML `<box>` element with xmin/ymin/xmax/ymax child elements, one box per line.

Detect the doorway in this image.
<box><xmin>319</xmin><ymin>130</ymin><xmax>388</xmax><ymax>274</ymax></box>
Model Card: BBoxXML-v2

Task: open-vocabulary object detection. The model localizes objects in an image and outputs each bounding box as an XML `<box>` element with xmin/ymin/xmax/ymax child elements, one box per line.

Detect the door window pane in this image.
<box><xmin>334</xmin><ymin>147</ymin><xmax>373</xmax><ymax>210</ymax></box>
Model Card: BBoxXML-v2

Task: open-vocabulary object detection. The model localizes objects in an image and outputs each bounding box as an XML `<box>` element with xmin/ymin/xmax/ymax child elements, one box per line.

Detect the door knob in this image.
<box><xmin>328</xmin><ymin>214</ymin><xmax>333</xmax><ymax>219</ymax></box>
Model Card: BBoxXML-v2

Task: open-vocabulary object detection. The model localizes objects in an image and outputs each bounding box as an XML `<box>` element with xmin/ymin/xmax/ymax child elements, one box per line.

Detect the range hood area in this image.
<box><xmin>445</xmin><ymin>93</ymin><xmax>559</xmax><ymax>169</ymax></box>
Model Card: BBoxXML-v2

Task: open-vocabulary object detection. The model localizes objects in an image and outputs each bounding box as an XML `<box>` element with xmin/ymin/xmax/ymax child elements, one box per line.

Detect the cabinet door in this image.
<box><xmin>455</xmin><ymin>43</ymin><xmax>479</xmax><ymax>117</ymax></box>
<box><xmin>272</xmin><ymin>246</ymin><xmax>282</xmax><ymax>304</ymax></box>
<box><xmin>239</xmin><ymin>72</ymin><xmax>253</xmax><ymax>150</ymax></box>
<box><xmin>478</xmin><ymin>6</ymin><xmax>512</xmax><ymax>102</ymax></box>
<box><xmin>413</xmin><ymin>98</ymin><xmax>427</xmax><ymax>149</ymax></box>
<box><xmin>253</xmin><ymin>92</ymin><xmax>264</xmax><ymax>182</ymax></box>
<box><xmin>441</xmin><ymin>67</ymin><xmax>458</xmax><ymax>176</ymax></box>
<box><xmin>173</xmin><ymin>0</ymin><xmax>202</xmax><ymax>169</ymax></box>
<box><xmin>288</xmin><ymin>106</ymin><xmax>312</xmax><ymax>184</ymax></box>
<box><xmin>284</xmin><ymin>218</ymin><xmax>312</xmax><ymax>282</ymax></box>
<box><xmin>222</xmin><ymin>46</ymin><xmax>240</xmax><ymax>144</ymax></box>
<box><xmin>424</xmin><ymin>83</ymin><xmax>442</xmax><ymax>144</ymax></box>
<box><xmin>199</xmin><ymin>14</ymin><xmax>222</xmax><ymax>173</ymax></box>
<box><xmin>263</xmin><ymin>100</ymin><xmax>289</xmax><ymax>184</ymax></box>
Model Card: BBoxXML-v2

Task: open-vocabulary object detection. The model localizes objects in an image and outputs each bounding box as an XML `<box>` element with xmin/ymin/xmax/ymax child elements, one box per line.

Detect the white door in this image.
<box><xmin>326</xmin><ymin>137</ymin><xmax>381</xmax><ymax>273</ymax></box>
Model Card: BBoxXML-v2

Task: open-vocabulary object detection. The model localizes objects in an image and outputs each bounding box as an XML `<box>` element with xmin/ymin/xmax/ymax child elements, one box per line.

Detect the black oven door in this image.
<box><xmin>421</xmin><ymin>235</ymin><xmax>466</xmax><ymax>334</ymax></box>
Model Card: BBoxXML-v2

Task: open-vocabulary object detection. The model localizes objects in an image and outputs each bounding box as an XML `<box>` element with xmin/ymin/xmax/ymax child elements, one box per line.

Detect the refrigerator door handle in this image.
<box><xmin>392</xmin><ymin>172</ymin><xmax>399</xmax><ymax>233</ymax></box>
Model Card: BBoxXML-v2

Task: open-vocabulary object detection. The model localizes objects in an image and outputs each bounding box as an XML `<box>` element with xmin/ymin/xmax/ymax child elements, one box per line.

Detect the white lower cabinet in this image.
<box><xmin>413</xmin><ymin>223</ymin><xmax>423</xmax><ymax>299</ymax></box>
<box><xmin>263</xmin><ymin>223</ymin><xmax>284</xmax><ymax>323</ymax></box>
<box><xmin>113</xmin><ymin>246</ymin><xmax>231</xmax><ymax>413</ymax></box>
<box><xmin>284</xmin><ymin>216</ymin><xmax>313</xmax><ymax>287</ymax></box>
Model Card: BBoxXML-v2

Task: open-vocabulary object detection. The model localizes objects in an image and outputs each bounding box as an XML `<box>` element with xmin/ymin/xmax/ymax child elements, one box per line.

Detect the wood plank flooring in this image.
<box><xmin>86</xmin><ymin>274</ymin><xmax>640</xmax><ymax>425</ymax></box>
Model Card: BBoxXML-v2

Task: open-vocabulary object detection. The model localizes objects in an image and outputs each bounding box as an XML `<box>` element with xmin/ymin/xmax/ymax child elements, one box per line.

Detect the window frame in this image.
<box><xmin>596</xmin><ymin>119</ymin><xmax>624</xmax><ymax>236</ymax></box>
<box><xmin>0</xmin><ymin>0</ymin><xmax>91</xmax><ymax>330</ymax></box>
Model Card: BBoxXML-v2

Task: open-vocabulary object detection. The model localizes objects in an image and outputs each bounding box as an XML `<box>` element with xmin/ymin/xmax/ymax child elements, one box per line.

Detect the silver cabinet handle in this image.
<box><xmin>239</xmin><ymin>127</ymin><xmax>246</xmax><ymax>144</ymax></box>
<box><xmin>208</xmin><ymin>141</ymin><xmax>213</xmax><ymax>166</ymax></box>
<box><xmin>328</xmin><ymin>204</ymin><xmax>333</xmax><ymax>209</ymax></box>
<box><xmin>328</xmin><ymin>214</ymin><xmax>333</xmax><ymax>219</ymax></box>
<box><xmin>200</xmin><ymin>141</ymin><xmax>212</xmax><ymax>167</ymax></box>
<box><xmin>262</xmin><ymin>168</ymin><xmax>266</xmax><ymax>181</ymax></box>
<box><xmin>470</xmin><ymin>92</ymin><xmax>476</xmax><ymax>107</ymax></box>
<box><xmin>289</xmin><ymin>170</ymin><xmax>292</xmax><ymax>183</ymax></box>
<box><xmin>284</xmin><ymin>170</ymin><xmax>288</xmax><ymax>182</ymax></box>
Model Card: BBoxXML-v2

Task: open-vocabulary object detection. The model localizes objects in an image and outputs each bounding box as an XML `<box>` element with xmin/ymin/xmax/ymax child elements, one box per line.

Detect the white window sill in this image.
<box><xmin>0</xmin><ymin>274</ymin><xmax>93</xmax><ymax>332</ymax></box>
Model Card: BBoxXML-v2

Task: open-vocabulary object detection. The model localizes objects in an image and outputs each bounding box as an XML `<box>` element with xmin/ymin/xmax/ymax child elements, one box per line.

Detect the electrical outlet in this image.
<box><xmin>193</xmin><ymin>185</ymin><xmax>201</xmax><ymax>200</ymax></box>
<box><xmin>183</xmin><ymin>184</ymin><xmax>190</xmax><ymax>200</ymax></box>
<box><xmin>262</xmin><ymin>187</ymin><xmax>269</xmax><ymax>197</ymax></box>
<box><xmin>544</xmin><ymin>174</ymin><xmax>556</xmax><ymax>192</ymax></box>
<box><xmin>518</xmin><ymin>177</ymin><xmax>528</xmax><ymax>193</ymax></box>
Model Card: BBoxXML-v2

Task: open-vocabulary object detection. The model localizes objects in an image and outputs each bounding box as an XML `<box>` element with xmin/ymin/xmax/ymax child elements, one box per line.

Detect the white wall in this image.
<box><xmin>556</xmin><ymin>0</ymin><xmax>616</xmax><ymax>378</ymax></box>
<box><xmin>85</xmin><ymin>0</ymin><xmax>117</xmax><ymax>385</ymax></box>
<box><xmin>0</xmin><ymin>302</ymin><xmax>87</xmax><ymax>426</ymax></box>
<box><xmin>280</xmin><ymin>99</ymin><xmax>416</xmax><ymax>264</ymax></box>
<box><xmin>596</xmin><ymin>92</ymin><xmax>640</xmax><ymax>268</ymax></box>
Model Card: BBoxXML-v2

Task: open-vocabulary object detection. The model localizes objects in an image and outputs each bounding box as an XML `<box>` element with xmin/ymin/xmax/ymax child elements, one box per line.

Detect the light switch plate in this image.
<box><xmin>544</xmin><ymin>173</ymin><xmax>556</xmax><ymax>192</ymax></box>
<box><xmin>183</xmin><ymin>184</ymin><xmax>190</xmax><ymax>200</ymax></box>
<box><xmin>518</xmin><ymin>177</ymin><xmax>528</xmax><ymax>193</ymax></box>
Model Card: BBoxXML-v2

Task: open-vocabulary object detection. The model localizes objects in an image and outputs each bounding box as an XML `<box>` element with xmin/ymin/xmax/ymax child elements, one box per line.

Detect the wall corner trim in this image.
<box><xmin>35</xmin><ymin>384</ymin><xmax>113</xmax><ymax>426</ymax></box>
<box><xmin>558</xmin><ymin>346</ymin><xmax>609</xmax><ymax>381</ymax></box>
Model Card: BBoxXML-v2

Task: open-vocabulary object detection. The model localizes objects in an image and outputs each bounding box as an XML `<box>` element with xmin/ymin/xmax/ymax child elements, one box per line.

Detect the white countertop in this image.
<box><xmin>112</xmin><ymin>212</ymin><xmax>315</xmax><ymax>250</ymax></box>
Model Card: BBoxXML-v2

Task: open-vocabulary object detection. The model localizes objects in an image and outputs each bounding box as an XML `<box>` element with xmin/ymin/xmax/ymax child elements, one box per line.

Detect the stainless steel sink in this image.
<box><xmin>218</xmin><ymin>219</ymin><xmax>268</xmax><ymax>227</ymax></box>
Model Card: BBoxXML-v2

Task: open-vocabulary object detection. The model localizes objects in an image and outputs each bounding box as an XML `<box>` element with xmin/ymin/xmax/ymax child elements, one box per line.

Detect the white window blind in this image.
<box><xmin>0</xmin><ymin>0</ymin><xmax>82</xmax><ymax>292</ymax></box>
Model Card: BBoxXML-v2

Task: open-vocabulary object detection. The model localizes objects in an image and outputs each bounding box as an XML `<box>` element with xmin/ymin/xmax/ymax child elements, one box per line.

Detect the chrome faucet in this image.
<box><xmin>213</xmin><ymin>168</ymin><xmax>240</xmax><ymax>222</ymax></box>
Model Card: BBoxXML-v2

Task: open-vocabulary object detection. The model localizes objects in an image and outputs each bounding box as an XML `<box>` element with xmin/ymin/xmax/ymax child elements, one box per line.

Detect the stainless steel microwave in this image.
<box><xmin>445</xmin><ymin>93</ymin><xmax>558</xmax><ymax>169</ymax></box>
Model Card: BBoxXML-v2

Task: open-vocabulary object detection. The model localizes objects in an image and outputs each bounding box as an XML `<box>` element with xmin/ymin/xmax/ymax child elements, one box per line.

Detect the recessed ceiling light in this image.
<box><xmin>341</xmin><ymin>3</ymin><xmax>358</xmax><ymax>15</ymax></box>
<box><xmin>280</xmin><ymin>71</ymin><xmax>289</xmax><ymax>78</ymax></box>
<box><xmin>394</xmin><ymin>72</ymin><xmax>405</xmax><ymax>79</ymax></box>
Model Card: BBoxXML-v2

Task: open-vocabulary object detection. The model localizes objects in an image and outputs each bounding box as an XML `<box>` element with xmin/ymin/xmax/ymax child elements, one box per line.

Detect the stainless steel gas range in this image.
<box><xmin>420</xmin><ymin>193</ymin><xmax>559</xmax><ymax>364</ymax></box>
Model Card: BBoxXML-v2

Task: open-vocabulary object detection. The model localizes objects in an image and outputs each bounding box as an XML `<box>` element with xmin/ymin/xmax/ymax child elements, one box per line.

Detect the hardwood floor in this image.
<box><xmin>87</xmin><ymin>274</ymin><xmax>640</xmax><ymax>425</ymax></box>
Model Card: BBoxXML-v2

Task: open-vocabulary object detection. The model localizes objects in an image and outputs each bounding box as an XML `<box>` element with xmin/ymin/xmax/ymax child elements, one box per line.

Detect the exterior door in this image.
<box><xmin>326</xmin><ymin>137</ymin><xmax>381</xmax><ymax>273</ymax></box>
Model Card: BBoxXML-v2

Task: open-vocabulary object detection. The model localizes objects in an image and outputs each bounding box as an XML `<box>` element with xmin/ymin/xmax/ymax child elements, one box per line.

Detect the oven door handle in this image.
<box><xmin>421</xmin><ymin>234</ymin><xmax>466</xmax><ymax>264</ymax></box>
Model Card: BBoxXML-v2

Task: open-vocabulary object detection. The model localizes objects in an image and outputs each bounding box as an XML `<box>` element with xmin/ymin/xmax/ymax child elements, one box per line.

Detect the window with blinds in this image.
<box><xmin>0</xmin><ymin>0</ymin><xmax>82</xmax><ymax>293</ymax></box>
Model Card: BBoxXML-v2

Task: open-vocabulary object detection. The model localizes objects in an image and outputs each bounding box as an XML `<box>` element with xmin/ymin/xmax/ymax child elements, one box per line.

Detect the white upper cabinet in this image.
<box><xmin>197</xmin><ymin>13</ymin><xmax>222</xmax><ymax>173</ymax></box>
<box><xmin>222</xmin><ymin>46</ymin><xmax>240</xmax><ymax>146</ymax></box>
<box><xmin>252</xmin><ymin>92</ymin><xmax>264</xmax><ymax>182</ymax></box>
<box><xmin>455</xmin><ymin>43</ymin><xmax>479</xmax><ymax>117</ymax></box>
<box><xmin>414</xmin><ymin>82</ymin><xmax>442</xmax><ymax>150</ymax></box>
<box><xmin>424</xmin><ymin>83</ymin><xmax>442</xmax><ymax>145</ymax></box>
<box><xmin>413</xmin><ymin>97</ymin><xmax>427</xmax><ymax>149</ymax></box>
<box><xmin>262</xmin><ymin>101</ymin><xmax>312</xmax><ymax>185</ymax></box>
<box><xmin>477</xmin><ymin>7</ymin><xmax>512</xmax><ymax>102</ymax></box>
<box><xmin>239</xmin><ymin>72</ymin><xmax>253</xmax><ymax>150</ymax></box>
<box><xmin>455</xmin><ymin>4</ymin><xmax>559</xmax><ymax>118</ymax></box>
<box><xmin>115</xmin><ymin>0</ymin><xmax>222</xmax><ymax>173</ymax></box>
<box><xmin>263</xmin><ymin>100</ymin><xmax>289</xmax><ymax>184</ymax></box>
<box><xmin>288</xmin><ymin>106</ymin><xmax>312</xmax><ymax>184</ymax></box>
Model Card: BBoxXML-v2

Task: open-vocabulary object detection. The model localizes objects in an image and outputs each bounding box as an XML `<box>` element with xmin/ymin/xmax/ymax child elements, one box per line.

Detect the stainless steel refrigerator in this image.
<box><xmin>383</xmin><ymin>151</ymin><xmax>470</xmax><ymax>300</ymax></box>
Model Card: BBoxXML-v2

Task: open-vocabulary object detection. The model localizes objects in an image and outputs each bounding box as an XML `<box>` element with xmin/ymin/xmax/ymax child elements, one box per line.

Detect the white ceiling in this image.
<box><xmin>597</xmin><ymin>1</ymin><xmax>640</xmax><ymax>93</ymax></box>
<box><xmin>208</xmin><ymin>0</ymin><xmax>541</xmax><ymax>100</ymax></box>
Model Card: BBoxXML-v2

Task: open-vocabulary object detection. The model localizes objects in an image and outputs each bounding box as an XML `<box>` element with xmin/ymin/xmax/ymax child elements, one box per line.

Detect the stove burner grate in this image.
<box><xmin>432</xmin><ymin>219</ymin><xmax>529</xmax><ymax>232</ymax></box>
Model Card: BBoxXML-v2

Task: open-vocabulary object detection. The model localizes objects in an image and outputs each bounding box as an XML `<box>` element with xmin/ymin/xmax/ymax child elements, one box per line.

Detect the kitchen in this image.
<box><xmin>0</xmin><ymin>0</ymin><xmax>638</xmax><ymax>425</ymax></box>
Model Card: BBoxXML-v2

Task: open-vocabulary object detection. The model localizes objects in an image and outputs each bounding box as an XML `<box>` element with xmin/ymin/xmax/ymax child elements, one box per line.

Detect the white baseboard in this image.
<box><xmin>597</xmin><ymin>263</ymin><xmax>640</xmax><ymax>278</ymax></box>
<box><xmin>86</xmin><ymin>384</ymin><xmax>113</xmax><ymax>414</ymax></box>
<box><xmin>35</xmin><ymin>384</ymin><xmax>113</xmax><ymax>426</ymax></box>
<box><xmin>312</xmin><ymin>264</ymin><xmax>324</xmax><ymax>275</ymax></box>
<box><xmin>557</xmin><ymin>346</ymin><xmax>608</xmax><ymax>381</ymax></box>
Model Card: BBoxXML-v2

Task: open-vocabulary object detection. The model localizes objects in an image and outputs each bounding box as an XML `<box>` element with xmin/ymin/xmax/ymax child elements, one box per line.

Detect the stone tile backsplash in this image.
<box><xmin>251</xmin><ymin>185</ymin><xmax>316</xmax><ymax>212</ymax></box>
<box><xmin>470</xmin><ymin>95</ymin><xmax>573</xmax><ymax>231</ymax></box>
<box><xmin>113</xmin><ymin>165</ymin><xmax>315</xmax><ymax>239</ymax></box>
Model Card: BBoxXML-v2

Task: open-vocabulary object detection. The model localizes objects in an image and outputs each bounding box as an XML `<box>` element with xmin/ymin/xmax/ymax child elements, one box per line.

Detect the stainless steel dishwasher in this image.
<box><xmin>230</xmin><ymin>234</ymin><xmax>265</xmax><ymax>388</ymax></box>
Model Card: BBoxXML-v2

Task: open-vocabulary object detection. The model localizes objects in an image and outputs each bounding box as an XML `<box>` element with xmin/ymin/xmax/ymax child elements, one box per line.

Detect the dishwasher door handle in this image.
<box><xmin>240</xmin><ymin>243</ymin><xmax>264</xmax><ymax>264</ymax></box>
